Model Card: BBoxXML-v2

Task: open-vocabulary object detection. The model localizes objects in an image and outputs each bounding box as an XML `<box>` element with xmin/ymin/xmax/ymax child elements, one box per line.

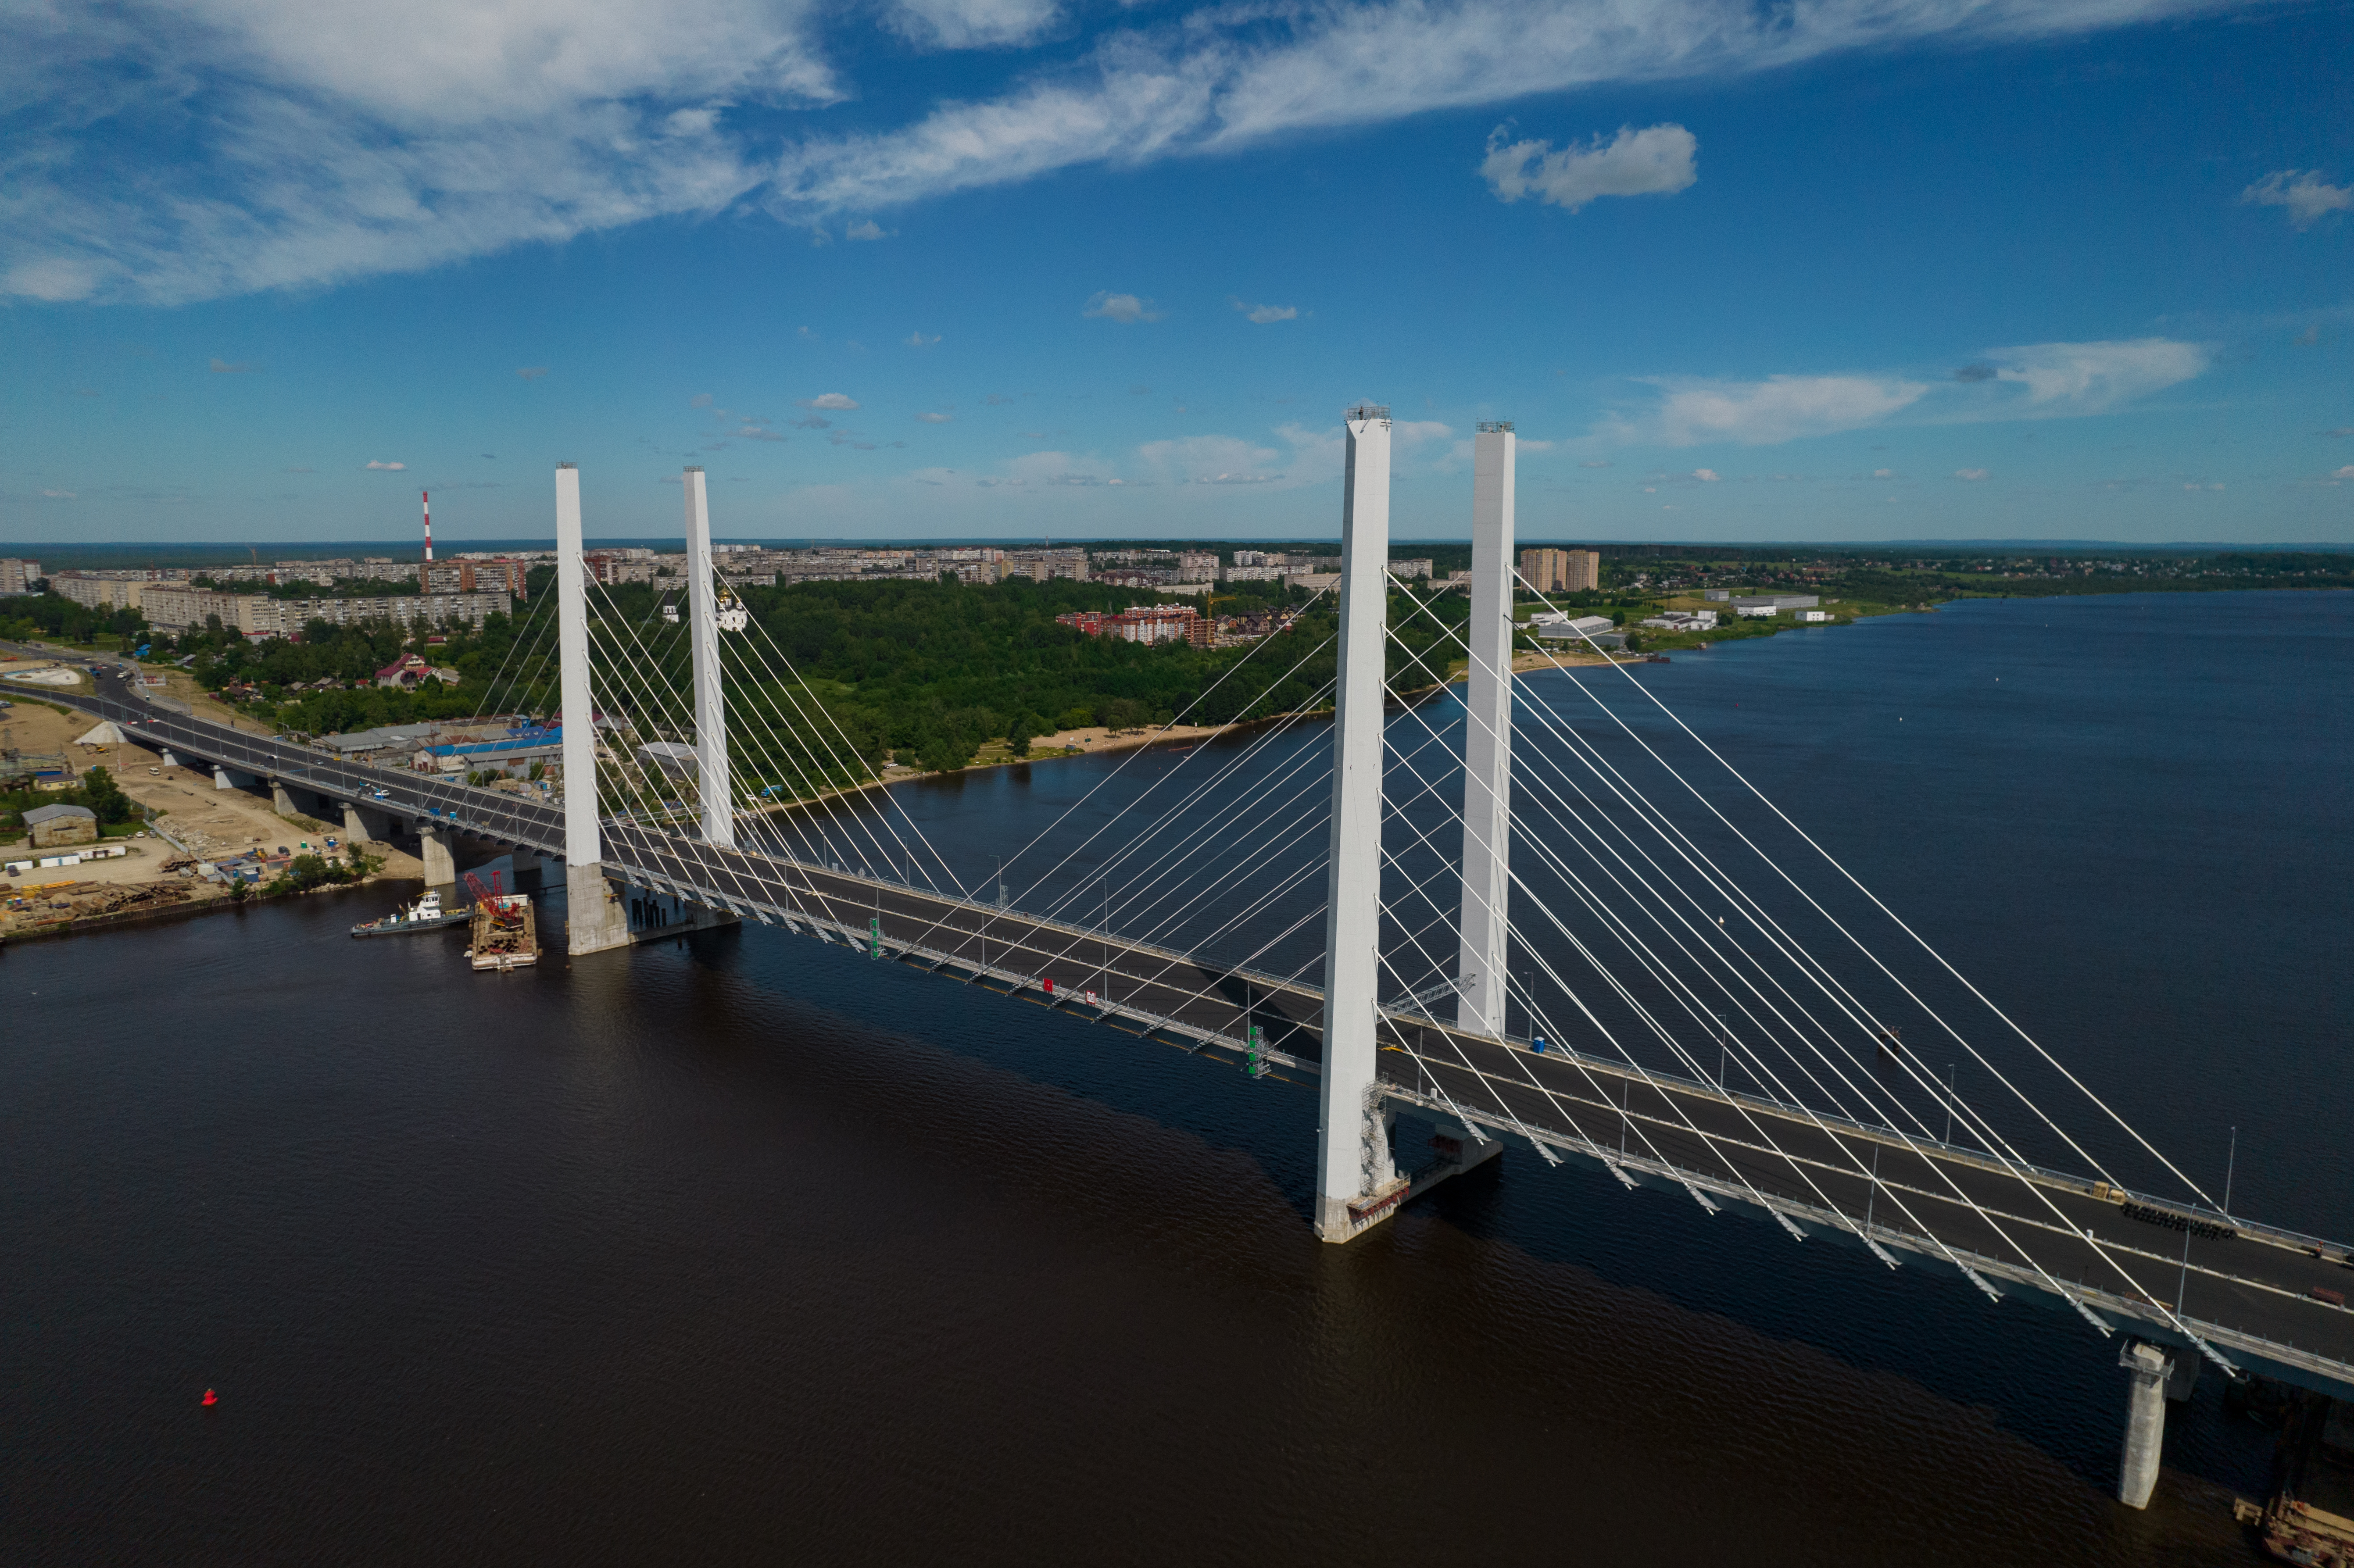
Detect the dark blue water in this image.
<box><xmin>4</xmin><ymin>590</ymin><xmax>2345</xmax><ymax>1565</ymax></box>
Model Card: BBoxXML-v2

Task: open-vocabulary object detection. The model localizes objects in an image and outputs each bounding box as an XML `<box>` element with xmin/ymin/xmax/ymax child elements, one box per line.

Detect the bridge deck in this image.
<box><xmin>67</xmin><ymin>673</ymin><xmax>2354</xmax><ymax>1395</ymax></box>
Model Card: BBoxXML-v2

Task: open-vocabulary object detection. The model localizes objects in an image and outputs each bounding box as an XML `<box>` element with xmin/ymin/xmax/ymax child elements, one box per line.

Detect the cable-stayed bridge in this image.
<box><xmin>61</xmin><ymin>413</ymin><xmax>2353</xmax><ymax>1508</ymax></box>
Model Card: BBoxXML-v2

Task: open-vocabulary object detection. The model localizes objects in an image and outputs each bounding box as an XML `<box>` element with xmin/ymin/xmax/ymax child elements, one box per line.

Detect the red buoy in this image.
<box><xmin>201</xmin><ymin>1389</ymin><xmax>217</xmax><ymax>1407</ymax></box>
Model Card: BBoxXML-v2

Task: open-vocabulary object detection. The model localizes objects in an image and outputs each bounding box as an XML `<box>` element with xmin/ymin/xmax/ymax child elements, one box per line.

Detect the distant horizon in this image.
<box><xmin>7</xmin><ymin>536</ymin><xmax>2350</xmax><ymax>573</ymax></box>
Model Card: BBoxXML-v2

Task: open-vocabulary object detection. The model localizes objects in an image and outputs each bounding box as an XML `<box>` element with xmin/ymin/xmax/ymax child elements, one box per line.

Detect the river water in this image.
<box><xmin>5</xmin><ymin>590</ymin><xmax>2347</xmax><ymax>1565</ymax></box>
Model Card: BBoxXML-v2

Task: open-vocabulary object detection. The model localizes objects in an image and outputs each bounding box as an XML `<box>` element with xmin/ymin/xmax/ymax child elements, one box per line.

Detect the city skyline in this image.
<box><xmin>4</xmin><ymin>0</ymin><xmax>2349</xmax><ymax>545</ymax></box>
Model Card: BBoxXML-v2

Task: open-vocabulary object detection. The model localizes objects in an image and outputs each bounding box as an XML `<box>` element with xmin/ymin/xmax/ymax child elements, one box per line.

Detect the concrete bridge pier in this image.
<box><xmin>271</xmin><ymin>779</ymin><xmax>298</xmax><ymax>817</ymax></box>
<box><xmin>417</xmin><ymin>823</ymin><xmax>457</xmax><ymax>888</ymax></box>
<box><xmin>341</xmin><ymin>802</ymin><xmax>390</xmax><ymax>845</ymax></box>
<box><xmin>214</xmin><ymin>764</ymin><xmax>258</xmax><ymax>790</ymax></box>
<box><xmin>2118</xmin><ymin>1339</ymin><xmax>2174</xmax><ymax>1508</ymax></box>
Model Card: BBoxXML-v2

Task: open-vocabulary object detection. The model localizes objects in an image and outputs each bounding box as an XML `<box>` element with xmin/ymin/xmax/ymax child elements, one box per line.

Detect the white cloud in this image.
<box><xmin>1691</xmin><ymin>467</ymin><xmax>1720</xmax><ymax>481</ymax></box>
<box><xmin>2333</xmin><ymin>465</ymin><xmax>2354</xmax><ymax>480</ymax></box>
<box><xmin>904</xmin><ymin>331</ymin><xmax>941</xmax><ymax>347</ymax></box>
<box><xmin>1955</xmin><ymin>467</ymin><xmax>1989</xmax><ymax>480</ymax></box>
<box><xmin>1229</xmin><ymin>297</ymin><xmax>1297</xmax><ymax>323</ymax></box>
<box><xmin>1084</xmin><ymin>291</ymin><xmax>1162</xmax><ymax>323</ymax></box>
<box><xmin>886</xmin><ymin>0</ymin><xmax>1063</xmax><ymax>50</ymax></box>
<box><xmin>1984</xmin><ymin>338</ymin><xmax>2207</xmax><ymax>412</ymax></box>
<box><xmin>916</xmin><ymin>411</ymin><xmax>953</xmax><ymax>422</ymax></box>
<box><xmin>1138</xmin><ymin>432</ymin><xmax>1283</xmax><ymax>484</ymax></box>
<box><xmin>844</xmin><ymin>219</ymin><xmax>890</xmax><ymax>240</ymax></box>
<box><xmin>2241</xmin><ymin>171</ymin><xmax>2354</xmax><ymax>231</ymax></box>
<box><xmin>1872</xmin><ymin>467</ymin><xmax>1894</xmax><ymax>478</ymax></box>
<box><xmin>517</xmin><ymin>365</ymin><xmax>550</xmax><ymax>379</ymax></box>
<box><xmin>42</xmin><ymin>488</ymin><xmax>76</xmax><ymax>499</ymax></box>
<box><xmin>1481</xmin><ymin>122</ymin><xmax>1696</xmax><ymax>211</ymax></box>
<box><xmin>691</xmin><ymin>393</ymin><xmax>715</xmax><ymax>407</ymax></box>
<box><xmin>364</xmin><ymin>459</ymin><xmax>406</xmax><ymax>469</ymax></box>
<box><xmin>1578</xmin><ymin>458</ymin><xmax>1611</xmax><ymax>468</ymax></box>
<box><xmin>1617</xmin><ymin>375</ymin><xmax>1930</xmax><ymax>446</ymax></box>
<box><xmin>803</xmin><ymin>392</ymin><xmax>859</xmax><ymax>409</ymax></box>
<box><xmin>209</xmin><ymin>357</ymin><xmax>258</xmax><ymax>373</ymax></box>
<box><xmin>4</xmin><ymin>0</ymin><xmax>2251</xmax><ymax>305</ymax></box>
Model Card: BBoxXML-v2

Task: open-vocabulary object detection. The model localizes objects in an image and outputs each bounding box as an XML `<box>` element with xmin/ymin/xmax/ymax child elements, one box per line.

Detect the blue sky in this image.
<box><xmin>4</xmin><ymin>0</ymin><xmax>2350</xmax><ymax>546</ymax></box>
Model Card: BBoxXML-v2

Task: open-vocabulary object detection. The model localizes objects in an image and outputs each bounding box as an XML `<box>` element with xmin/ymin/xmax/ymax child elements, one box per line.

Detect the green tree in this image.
<box><xmin>1006</xmin><ymin>711</ymin><xmax>1041</xmax><ymax>757</ymax></box>
<box><xmin>79</xmin><ymin>765</ymin><xmax>136</xmax><ymax>825</ymax></box>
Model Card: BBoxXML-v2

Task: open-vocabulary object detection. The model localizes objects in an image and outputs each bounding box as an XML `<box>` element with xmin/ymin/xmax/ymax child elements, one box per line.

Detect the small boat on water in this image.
<box><xmin>350</xmin><ymin>888</ymin><xmax>469</xmax><ymax>938</ymax></box>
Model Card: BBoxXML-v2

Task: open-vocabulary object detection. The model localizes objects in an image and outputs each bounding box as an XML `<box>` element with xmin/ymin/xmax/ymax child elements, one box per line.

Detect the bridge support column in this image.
<box><xmin>271</xmin><ymin>779</ymin><xmax>298</xmax><ymax>817</ymax></box>
<box><xmin>683</xmin><ymin>466</ymin><xmax>733</xmax><ymax>848</ymax></box>
<box><xmin>418</xmin><ymin>824</ymin><xmax>456</xmax><ymax>888</ymax></box>
<box><xmin>1316</xmin><ymin>405</ymin><xmax>1397</xmax><ymax>1243</ymax></box>
<box><xmin>342</xmin><ymin>803</ymin><xmax>386</xmax><ymax>845</ymax></box>
<box><xmin>1457</xmin><ymin>421</ymin><xmax>1515</xmax><ymax>1038</ymax></box>
<box><xmin>2118</xmin><ymin>1340</ymin><xmax>2170</xmax><ymax>1508</ymax></box>
<box><xmin>555</xmin><ymin>461</ymin><xmax>634</xmax><ymax>957</ymax></box>
<box><xmin>214</xmin><ymin>765</ymin><xmax>257</xmax><ymax>790</ymax></box>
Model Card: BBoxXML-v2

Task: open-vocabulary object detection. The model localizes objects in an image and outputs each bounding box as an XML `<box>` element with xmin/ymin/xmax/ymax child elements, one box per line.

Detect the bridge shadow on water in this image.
<box><xmin>602</xmin><ymin>886</ymin><xmax>2274</xmax><ymax>1567</ymax></box>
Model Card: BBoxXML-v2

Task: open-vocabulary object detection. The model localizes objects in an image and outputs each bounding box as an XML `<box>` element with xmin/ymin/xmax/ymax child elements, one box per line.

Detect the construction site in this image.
<box><xmin>1</xmin><ymin>682</ymin><xmax>422</xmax><ymax>939</ymax></box>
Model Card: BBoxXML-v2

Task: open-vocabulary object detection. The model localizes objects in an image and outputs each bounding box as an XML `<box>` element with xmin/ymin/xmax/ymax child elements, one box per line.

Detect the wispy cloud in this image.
<box><xmin>364</xmin><ymin>459</ymin><xmax>406</xmax><ymax>470</ymax></box>
<box><xmin>1984</xmin><ymin>338</ymin><xmax>2207</xmax><ymax>413</ymax></box>
<box><xmin>803</xmin><ymin>392</ymin><xmax>859</xmax><ymax>409</ymax></box>
<box><xmin>1955</xmin><ymin>467</ymin><xmax>1989</xmax><ymax>480</ymax></box>
<box><xmin>916</xmin><ymin>411</ymin><xmax>954</xmax><ymax>422</ymax></box>
<box><xmin>1084</xmin><ymin>291</ymin><xmax>1163</xmax><ymax>323</ymax></box>
<box><xmin>1607</xmin><ymin>337</ymin><xmax>2207</xmax><ymax>447</ymax></box>
<box><xmin>2</xmin><ymin>0</ymin><xmax>2253</xmax><ymax>306</ymax></box>
<box><xmin>516</xmin><ymin>366</ymin><xmax>550</xmax><ymax>380</ymax></box>
<box><xmin>209</xmin><ymin>357</ymin><xmax>258</xmax><ymax>374</ymax></box>
<box><xmin>1691</xmin><ymin>467</ymin><xmax>1721</xmax><ymax>481</ymax></box>
<box><xmin>1228</xmin><ymin>296</ymin><xmax>1297</xmax><ymax>323</ymax></box>
<box><xmin>1480</xmin><ymin>122</ymin><xmax>1696</xmax><ymax>211</ymax></box>
<box><xmin>2241</xmin><ymin>170</ymin><xmax>2353</xmax><ymax>231</ymax></box>
<box><xmin>42</xmin><ymin>488</ymin><xmax>76</xmax><ymax>499</ymax></box>
<box><xmin>1615</xmin><ymin>375</ymin><xmax>1931</xmax><ymax>446</ymax></box>
<box><xmin>904</xmin><ymin>331</ymin><xmax>941</xmax><ymax>347</ymax></box>
<box><xmin>845</xmin><ymin>219</ymin><xmax>891</xmax><ymax>240</ymax></box>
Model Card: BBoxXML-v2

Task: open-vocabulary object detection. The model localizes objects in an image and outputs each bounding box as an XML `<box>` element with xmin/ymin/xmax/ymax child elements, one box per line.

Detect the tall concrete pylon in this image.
<box><xmin>682</xmin><ymin>466</ymin><xmax>733</xmax><ymax>848</ymax></box>
<box><xmin>1315</xmin><ymin>405</ymin><xmax>1395</xmax><ymax>1243</ymax></box>
<box><xmin>1457</xmin><ymin>421</ymin><xmax>1515</xmax><ymax>1037</ymax></box>
<box><xmin>556</xmin><ymin>463</ymin><xmax>630</xmax><ymax>955</ymax></box>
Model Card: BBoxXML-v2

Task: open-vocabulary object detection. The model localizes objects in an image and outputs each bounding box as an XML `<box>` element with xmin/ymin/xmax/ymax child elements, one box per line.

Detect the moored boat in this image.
<box><xmin>351</xmin><ymin>888</ymin><xmax>469</xmax><ymax>937</ymax></box>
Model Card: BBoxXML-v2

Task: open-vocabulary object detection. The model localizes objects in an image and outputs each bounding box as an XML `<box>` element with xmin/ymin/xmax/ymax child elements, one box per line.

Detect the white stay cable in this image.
<box><xmin>1519</xmin><ymin>576</ymin><xmax>2216</xmax><ymax>1211</ymax></box>
<box><xmin>1382</xmin><ymin>597</ymin><xmax>2071</xmax><ymax>1287</ymax></box>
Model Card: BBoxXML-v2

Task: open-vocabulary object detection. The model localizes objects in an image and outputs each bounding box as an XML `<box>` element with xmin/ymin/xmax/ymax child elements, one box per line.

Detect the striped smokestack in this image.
<box><xmin>422</xmin><ymin>490</ymin><xmax>433</xmax><ymax>562</ymax></box>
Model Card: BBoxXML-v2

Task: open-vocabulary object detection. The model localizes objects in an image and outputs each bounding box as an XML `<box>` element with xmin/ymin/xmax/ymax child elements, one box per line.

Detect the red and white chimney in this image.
<box><xmin>422</xmin><ymin>490</ymin><xmax>434</xmax><ymax>563</ymax></box>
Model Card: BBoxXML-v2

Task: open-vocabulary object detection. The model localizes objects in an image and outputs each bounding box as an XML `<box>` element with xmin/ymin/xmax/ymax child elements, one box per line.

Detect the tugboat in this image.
<box><xmin>350</xmin><ymin>888</ymin><xmax>469</xmax><ymax>937</ymax></box>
